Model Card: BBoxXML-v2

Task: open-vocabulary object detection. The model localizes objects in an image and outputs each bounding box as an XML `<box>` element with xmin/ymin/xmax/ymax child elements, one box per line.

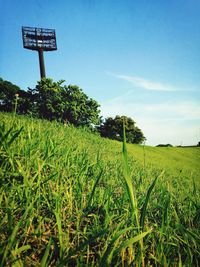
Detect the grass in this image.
<box><xmin>0</xmin><ymin>112</ymin><xmax>200</xmax><ymax>266</ymax></box>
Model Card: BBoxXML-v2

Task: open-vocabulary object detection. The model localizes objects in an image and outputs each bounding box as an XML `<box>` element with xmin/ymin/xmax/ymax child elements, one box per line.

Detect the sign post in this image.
<box><xmin>22</xmin><ymin>26</ymin><xmax>57</xmax><ymax>79</ymax></box>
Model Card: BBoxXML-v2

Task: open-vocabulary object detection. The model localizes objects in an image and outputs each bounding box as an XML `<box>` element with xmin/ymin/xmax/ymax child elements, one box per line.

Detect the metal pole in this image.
<box><xmin>38</xmin><ymin>49</ymin><xmax>46</xmax><ymax>79</ymax></box>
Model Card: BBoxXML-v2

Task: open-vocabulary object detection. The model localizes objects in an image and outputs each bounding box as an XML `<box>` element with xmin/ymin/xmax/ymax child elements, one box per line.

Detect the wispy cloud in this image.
<box><xmin>101</xmin><ymin>100</ymin><xmax>200</xmax><ymax>121</ymax></box>
<box><xmin>107</xmin><ymin>72</ymin><xmax>183</xmax><ymax>91</ymax></box>
<box><xmin>100</xmin><ymin>98</ymin><xmax>200</xmax><ymax>146</ymax></box>
<box><xmin>103</xmin><ymin>72</ymin><xmax>199</xmax><ymax>145</ymax></box>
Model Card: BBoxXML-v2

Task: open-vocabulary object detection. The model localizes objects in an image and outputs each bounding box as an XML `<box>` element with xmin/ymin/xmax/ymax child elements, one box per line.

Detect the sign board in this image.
<box><xmin>22</xmin><ymin>26</ymin><xmax>57</xmax><ymax>51</ymax></box>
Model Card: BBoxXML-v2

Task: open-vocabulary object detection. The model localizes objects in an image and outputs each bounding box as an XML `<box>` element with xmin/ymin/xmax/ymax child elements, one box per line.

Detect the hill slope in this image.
<box><xmin>0</xmin><ymin>112</ymin><xmax>199</xmax><ymax>266</ymax></box>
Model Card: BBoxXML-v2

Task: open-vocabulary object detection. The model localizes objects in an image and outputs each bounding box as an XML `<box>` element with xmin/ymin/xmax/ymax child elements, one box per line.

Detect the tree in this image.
<box><xmin>156</xmin><ymin>144</ymin><xmax>173</xmax><ymax>147</ymax></box>
<box><xmin>0</xmin><ymin>78</ymin><xmax>21</xmax><ymax>112</ymax></box>
<box><xmin>0</xmin><ymin>77</ymin><xmax>101</xmax><ymax>128</ymax></box>
<box><xmin>0</xmin><ymin>78</ymin><xmax>36</xmax><ymax>115</ymax></box>
<box><xmin>99</xmin><ymin>115</ymin><xmax>145</xmax><ymax>144</ymax></box>
<box><xmin>30</xmin><ymin>78</ymin><xmax>101</xmax><ymax>127</ymax></box>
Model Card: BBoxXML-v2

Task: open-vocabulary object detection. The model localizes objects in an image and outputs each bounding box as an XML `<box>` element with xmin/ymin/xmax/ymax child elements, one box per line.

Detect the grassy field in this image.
<box><xmin>0</xmin><ymin>112</ymin><xmax>199</xmax><ymax>266</ymax></box>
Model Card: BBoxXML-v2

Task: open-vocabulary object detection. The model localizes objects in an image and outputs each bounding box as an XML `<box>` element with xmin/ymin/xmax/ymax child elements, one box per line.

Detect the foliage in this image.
<box><xmin>99</xmin><ymin>115</ymin><xmax>145</xmax><ymax>144</ymax></box>
<box><xmin>32</xmin><ymin>78</ymin><xmax>101</xmax><ymax>127</ymax></box>
<box><xmin>156</xmin><ymin>144</ymin><xmax>173</xmax><ymax>147</ymax></box>
<box><xmin>0</xmin><ymin>78</ymin><xmax>21</xmax><ymax>112</ymax></box>
<box><xmin>0</xmin><ymin>78</ymin><xmax>146</xmax><ymax>140</ymax></box>
<box><xmin>0</xmin><ymin>77</ymin><xmax>101</xmax><ymax>128</ymax></box>
<box><xmin>0</xmin><ymin>112</ymin><xmax>199</xmax><ymax>266</ymax></box>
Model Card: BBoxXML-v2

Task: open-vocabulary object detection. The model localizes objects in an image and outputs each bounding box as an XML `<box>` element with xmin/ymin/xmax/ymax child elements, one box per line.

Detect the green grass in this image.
<box><xmin>0</xmin><ymin>112</ymin><xmax>200</xmax><ymax>266</ymax></box>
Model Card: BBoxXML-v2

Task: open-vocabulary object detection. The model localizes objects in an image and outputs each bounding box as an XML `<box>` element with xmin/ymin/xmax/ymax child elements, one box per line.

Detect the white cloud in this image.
<box><xmin>102</xmin><ymin>72</ymin><xmax>200</xmax><ymax>145</ymax></box>
<box><xmin>100</xmin><ymin>99</ymin><xmax>200</xmax><ymax>146</ymax></box>
<box><xmin>106</xmin><ymin>72</ymin><xmax>187</xmax><ymax>91</ymax></box>
<box><xmin>101</xmin><ymin>99</ymin><xmax>200</xmax><ymax>121</ymax></box>
<box><xmin>140</xmin><ymin>121</ymin><xmax>199</xmax><ymax>147</ymax></box>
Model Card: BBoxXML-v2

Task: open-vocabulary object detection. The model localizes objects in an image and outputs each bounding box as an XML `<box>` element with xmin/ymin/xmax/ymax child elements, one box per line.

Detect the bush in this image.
<box><xmin>99</xmin><ymin>115</ymin><xmax>145</xmax><ymax>144</ymax></box>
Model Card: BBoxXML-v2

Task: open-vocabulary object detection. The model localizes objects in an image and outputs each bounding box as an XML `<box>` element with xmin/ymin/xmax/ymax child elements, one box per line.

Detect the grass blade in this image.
<box><xmin>115</xmin><ymin>229</ymin><xmax>151</xmax><ymax>254</ymax></box>
<box><xmin>55</xmin><ymin>211</ymin><xmax>63</xmax><ymax>258</ymax></box>
<box><xmin>122</xmin><ymin>120</ymin><xmax>138</xmax><ymax>225</ymax></box>
<box><xmin>140</xmin><ymin>176</ymin><xmax>158</xmax><ymax>230</ymax></box>
<box><xmin>99</xmin><ymin>227</ymin><xmax>132</xmax><ymax>267</ymax></box>
<box><xmin>40</xmin><ymin>238</ymin><xmax>52</xmax><ymax>267</ymax></box>
<box><xmin>86</xmin><ymin>170</ymin><xmax>103</xmax><ymax>209</ymax></box>
<box><xmin>1</xmin><ymin>203</ymin><xmax>33</xmax><ymax>267</ymax></box>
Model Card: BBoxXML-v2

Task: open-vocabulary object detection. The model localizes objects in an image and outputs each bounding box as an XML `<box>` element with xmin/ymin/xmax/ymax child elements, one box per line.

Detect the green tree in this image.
<box><xmin>0</xmin><ymin>77</ymin><xmax>35</xmax><ymax>115</ymax></box>
<box><xmin>30</xmin><ymin>78</ymin><xmax>101</xmax><ymax>127</ymax></box>
<box><xmin>0</xmin><ymin>78</ymin><xmax>21</xmax><ymax>112</ymax></box>
<box><xmin>99</xmin><ymin>115</ymin><xmax>145</xmax><ymax>144</ymax></box>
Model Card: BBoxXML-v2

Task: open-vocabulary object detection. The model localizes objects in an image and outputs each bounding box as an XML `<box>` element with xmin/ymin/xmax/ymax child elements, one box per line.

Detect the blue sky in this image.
<box><xmin>1</xmin><ymin>0</ymin><xmax>200</xmax><ymax>146</ymax></box>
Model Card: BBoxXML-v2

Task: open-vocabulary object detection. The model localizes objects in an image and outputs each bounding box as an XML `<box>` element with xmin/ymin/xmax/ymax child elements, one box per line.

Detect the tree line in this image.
<box><xmin>0</xmin><ymin>77</ymin><xmax>145</xmax><ymax>144</ymax></box>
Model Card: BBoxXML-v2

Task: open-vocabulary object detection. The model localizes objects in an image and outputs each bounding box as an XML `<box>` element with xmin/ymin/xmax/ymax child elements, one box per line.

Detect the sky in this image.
<box><xmin>1</xmin><ymin>0</ymin><xmax>200</xmax><ymax>146</ymax></box>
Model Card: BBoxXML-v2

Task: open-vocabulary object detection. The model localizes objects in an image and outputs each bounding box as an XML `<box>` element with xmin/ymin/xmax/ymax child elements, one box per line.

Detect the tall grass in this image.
<box><xmin>0</xmin><ymin>112</ymin><xmax>199</xmax><ymax>266</ymax></box>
